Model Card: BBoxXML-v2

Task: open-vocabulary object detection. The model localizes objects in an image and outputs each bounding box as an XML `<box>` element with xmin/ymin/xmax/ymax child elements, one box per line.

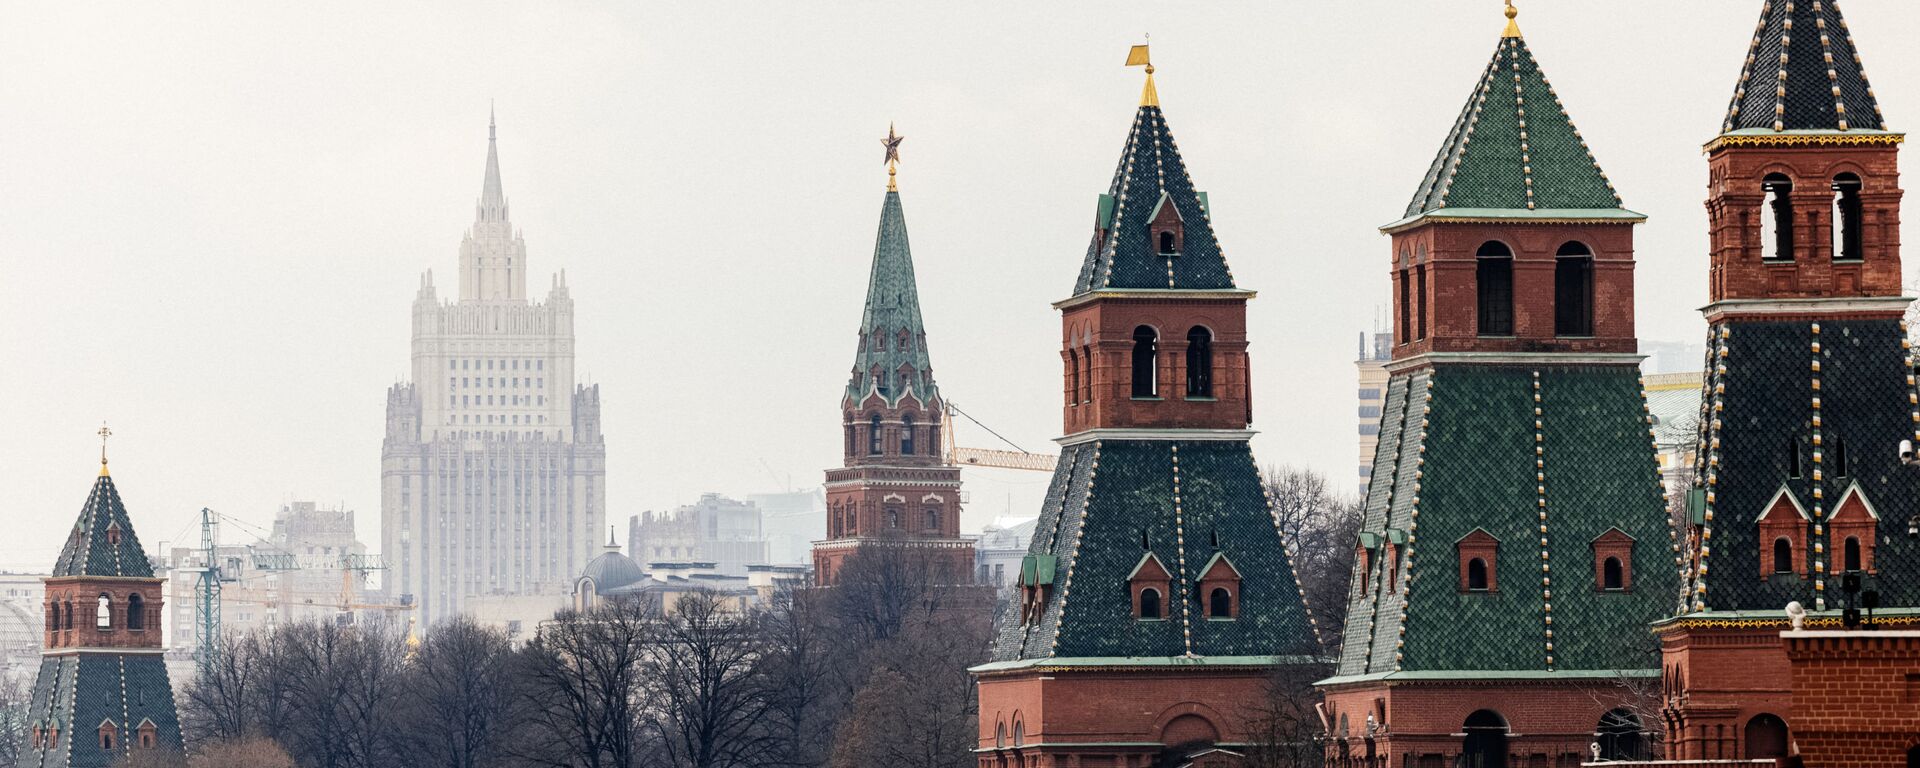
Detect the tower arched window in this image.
<box><xmin>886</xmin><ymin>508</ymin><xmax>899</xmax><ymax>529</ymax></box>
<box><xmin>925</xmin><ymin>508</ymin><xmax>939</xmax><ymax>531</ymax></box>
<box><xmin>1832</xmin><ymin>174</ymin><xmax>1864</xmax><ymax>261</ymax></box>
<box><xmin>1844</xmin><ymin>537</ymin><xmax>1862</xmax><ymax>572</ymax></box>
<box><xmin>1554</xmin><ymin>242</ymin><xmax>1595</xmax><ymax>337</ymax></box>
<box><xmin>63</xmin><ymin>600</ymin><xmax>73</xmax><ymax>630</ymax></box>
<box><xmin>1762</xmin><ymin>174</ymin><xmax>1795</xmax><ymax>261</ymax></box>
<box><xmin>1131</xmin><ymin>326</ymin><xmax>1159</xmax><ymax>398</ymax></box>
<box><xmin>1138</xmin><ymin>588</ymin><xmax>1163</xmax><ymax>619</ymax></box>
<box><xmin>126</xmin><ymin>593</ymin><xmax>145</xmax><ymax>631</ymax></box>
<box><xmin>1208</xmin><ymin>587</ymin><xmax>1232</xmax><ymax>618</ymax></box>
<box><xmin>1466</xmin><ymin>559</ymin><xmax>1489</xmax><ymax>591</ymax></box>
<box><xmin>1185</xmin><ymin>327</ymin><xmax>1214</xmax><ymax>398</ymax></box>
<box><xmin>867</xmin><ymin>414</ymin><xmax>882</xmax><ymax>455</ymax></box>
<box><xmin>1067</xmin><ymin>349</ymin><xmax>1080</xmax><ymax>406</ymax></box>
<box><xmin>1476</xmin><ymin>242</ymin><xmax>1515</xmax><ymax>336</ymax></box>
<box><xmin>1078</xmin><ymin>347</ymin><xmax>1092</xmax><ymax>403</ymax></box>
<box><xmin>901</xmin><ymin>414</ymin><xmax>915</xmax><ymax>456</ymax></box>
<box><xmin>1602</xmin><ymin>557</ymin><xmax>1624</xmax><ymax>591</ymax></box>
<box><xmin>1413</xmin><ymin>264</ymin><xmax>1428</xmax><ymax>340</ymax></box>
<box><xmin>1773</xmin><ymin>538</ymin><xmax>1794</xmax><ymax>574</ymax></box>
<box><xmin>1159</xmin><ymin>230</ymin><xmax>1178</xmax><ymax>255</ymax></box>
<box><xmin>95</xmin><ymin>594</ymin><xmax>111</xmax><ymax>630</ymax></box>
<box><xmin>1397</xmin><ymin>266</ymin><xmax>1412</xmax><ymax>342</ymax></box>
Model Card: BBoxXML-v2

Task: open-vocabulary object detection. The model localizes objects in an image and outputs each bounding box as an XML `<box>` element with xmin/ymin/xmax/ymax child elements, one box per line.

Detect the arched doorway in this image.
<box><xmin>1906</xmin><ymin>744</ymin><xmax>1920</xmax><ymax>768</ymax></box>
<box><xmin>1461</xmin><ymin>710</ymin><xmax>1508</xmax><ymax>768</ymax></box>
<box><xmin>1744</xmin><ymin>713</ymin><xmax>1788</xmax><ymax>759</ymax></box>
<box><xmin>1596</xmin><ymin>709</ymin><xmax>1648</xmax><ymax>761</ymax></box>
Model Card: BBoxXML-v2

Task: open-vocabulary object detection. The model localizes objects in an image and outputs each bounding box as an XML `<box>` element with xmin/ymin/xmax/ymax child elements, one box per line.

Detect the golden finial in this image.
<box><xmin>880</xmin><ymin>123</ymin><xmax>904</xmax><ymax>192</ymax></box>
<box><xmin>1503</xmin><ymin>1</ymin><xmax>1522</xmax><ymax>38</ymax></box>
<box><xmin>405</xmin><ymin>617</ymin><xmax>421</xmax><ymax>657</ymax></box>
<box><xmin>97</xmin><ymin>421</ymin><xmax>112</xmax><ymax>476</ymax></box>
<box><xmin>1127</xmin><ymin>41</ymin><xmax>1158</xmax><ymax>107</ymax></box>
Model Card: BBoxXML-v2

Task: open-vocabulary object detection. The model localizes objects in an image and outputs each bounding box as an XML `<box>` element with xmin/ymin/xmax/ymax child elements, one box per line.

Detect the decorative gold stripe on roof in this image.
<box><xmin>1659</xmin><ymin>614</ymin><xmax>1920</xmax><ymax>631</ymax></box>
<box><xmin>1706</xmin><ymin>133</ymin><xmax>1906</xmax><ymax>151</ymax></box>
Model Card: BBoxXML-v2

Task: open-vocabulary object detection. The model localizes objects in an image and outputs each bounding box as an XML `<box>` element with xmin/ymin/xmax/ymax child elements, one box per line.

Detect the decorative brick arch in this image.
<box><xmin>1151</xmin><ymin>702</ymin><xmax>1227</xmax><ymax>747</ymax></box>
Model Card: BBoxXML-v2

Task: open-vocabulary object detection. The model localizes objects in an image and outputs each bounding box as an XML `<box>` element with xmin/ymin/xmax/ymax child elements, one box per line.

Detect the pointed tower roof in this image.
<box><xmin>479</xmin><ymin>110</ymin><xmax>507</xmax><ymax>216</ymax></box>
<box><xmin>1072</xmin><ymin>79</ymin><xmax>1234</xmax><ymax>295</ymax></box>
<box><xmin>1722</xmin><ymin>0</ymin><xmax>1887</xmax><ymax>135</ymax></box>
<box><xmin>846</xmin><ymin>187</ymin><xmax>939</xmax><ymax>406</ymax></box>
<box><xmin>52</xmin><ymin>472</ymin><xmax>155</xmax><ymax>578</ymax></box>
<box><xmin>1392</xmin><ymin>14</ymin><xmax>1639</xmax><ymax>231</ymax></box>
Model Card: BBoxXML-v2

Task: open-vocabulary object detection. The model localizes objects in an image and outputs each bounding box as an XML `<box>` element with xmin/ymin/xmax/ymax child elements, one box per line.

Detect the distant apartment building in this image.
<box><xmin>1643</xmin><ymin>371</ymin><xmax>1705</xmax><ymax>495</ymax></box>
<box><xmin>0</xmin><ymin>572</ymin><xmax>47</xmax><ymax>680</ymax></box>
<box><xmin>628</xmin><ymin>493</ymin><xmax>770</xmax><ymax>577</ymax></box>
<box><xmin>1355</xmin><ymin>331</ymin><xmax>1393</xmax><ymax>496</ymax></box>
<box><xmin>973</xmin><ymin>518</ymin><xmax>1037</xmax><ymax>589</ymax></box>
<box><xmin>748</xmin><ymin>489</ymin><xmax>826</xmax><ymax>566</ymax></box>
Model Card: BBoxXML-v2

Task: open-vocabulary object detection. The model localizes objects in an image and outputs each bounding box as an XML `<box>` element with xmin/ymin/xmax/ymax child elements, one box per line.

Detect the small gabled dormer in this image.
<box><xmin>1355</xmin><ymin>532</ymin><xmax>1382</xmax><ymax>594</ymax></box>
<box><xmin>1456</xmin><ymin>529</ymin><xmax>1499</xmax><ymax>593</ymax></box>
<box><xmin>1757</xmin><ymin>485</ymin><xmax>1811</xmax><ymax>580</ymax></box>
<box><xmin>1591</xmin><ymin>527</ymin><xmax>1636</xmax><ymax>592</ymax></box>
<box><xmin>136</xmin><ymin>718</ymin><xmax>158</xmax><ymax>749</ymax></box>
<box><xmin>1197</xmin><ymin>552</ymin><xmax>1242</xmax><ymax>620</ymax></box>
<box><xmin>1128</xmin><ymin>551</ymin><xmax>1172</xmax><ymax>620</ymax></box>
<box><xmin>1384</xmin><ymin>529</ymin><xmax>1407</xmax><ymax>594</ymax></box>
<box><xmin>1018</xmin><ymin>554</ymin><xmax>1057</xmax><ymax>626</ymax></box>
<box><xmin>1830</xmin><ymin>482</ymin><xmax>1880</xmax><ymax>574</ymax></box>
<box><xmin>1147</xmin><ymin>191</ymin><xmax>1185</xmax><ymax>257</ymax></box>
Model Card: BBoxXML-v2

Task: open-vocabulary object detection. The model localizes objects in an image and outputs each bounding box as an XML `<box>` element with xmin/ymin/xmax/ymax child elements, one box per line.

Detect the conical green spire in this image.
<box><xmin>1073</xmin><ymin>103</ymin><xmax>1233</xmax><ymax>295</ymax></box>
<box><xmin>846</xmin><ymin>190</ymin><xmax>938</xmax><ymax>406</ymax></box>
<box><xmin>53</xmin><ymin>472</ymin><xmax>154</xmax><ymax>578</ymax></box>
<box><xmin>1397</xmin><ymin>32</ymin><xmax>1637</xmax><ymax>227</ymax></box>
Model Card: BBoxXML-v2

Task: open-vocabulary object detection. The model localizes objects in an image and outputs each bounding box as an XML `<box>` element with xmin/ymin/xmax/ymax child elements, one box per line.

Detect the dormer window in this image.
<box><xmin>1830</xmin><ymin>483</ymin><xmax>1879</xmax><ymax>574</ymax></box>
<box><xmin>1148</xmin><ymin>191</ymin><xmax>1184</xmax><ymax>256</ymax></box>
<box><xmin>1757</xmin><ymin>486</ymin><xmax>1810</xmax><ymax>579</ymax></box>
<box><xmin>105</xmin><ymin>521</ymin><xmax>122</xmax><ymax>547</ymax></box>
<box><xmin>1018</xmin><ymin>554</ymin><xmax>1057</xmax><ymax>625</ymax></box>
<box><xmin>1158</xmin><ymin>231</ymin><xmax>1177</xmax><ymax>255</ymax></box>
<box><xmin>1198</xmin><ymin>552</ymin><xmax>1241</xmax><ymax>620</ymax></box>
<box><xmin>1457</xmin><ymin>529</ymin><xmax>1499</xmax><ymax>593</ymax></box>
<box><xmin>1128</xmin><ymin>552</ymin><xmax>1172</xmax><ymax>621</ymax></box>
<box><xmin>1591</xmin><ymin>528</ymin><xmax>1635</xmax><ymax>592</ymax></box>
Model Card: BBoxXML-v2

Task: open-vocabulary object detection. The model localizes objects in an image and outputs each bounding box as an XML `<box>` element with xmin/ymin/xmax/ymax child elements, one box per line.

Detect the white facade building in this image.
<box><xmin>382</xmin><ymin>116</ymin><xmax>606</xmax><ymax>627</ymax></box>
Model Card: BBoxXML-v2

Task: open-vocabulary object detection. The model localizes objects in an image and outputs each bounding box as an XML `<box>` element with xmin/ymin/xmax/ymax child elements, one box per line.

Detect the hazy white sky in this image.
<box><xmin>4</xmin><ymin>1</ymin><xmax>1918</xmax><ymax>570</ymax></box>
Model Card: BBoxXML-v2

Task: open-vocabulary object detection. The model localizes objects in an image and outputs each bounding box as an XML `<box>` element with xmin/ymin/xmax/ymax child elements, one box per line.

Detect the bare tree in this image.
<box><xmin>646</xmin><ymin>589</ymin><xmax>775</xmax><ymax>768</ymax></box>
<box><xmin>755</xmin><ymin>586</ymin><xmax>839</xmax><ymax>768</ymax></box>
<box><xmin>399</xmin><ymin>616</ymin><xmax>520</xmax><ymax>768</ymax></box>
<box><xmin>828</xmin><ymin>609</ymin><xmax>987</xmax><ymax>768</ymax></box>
<box><xmin>0</xmin><ymin>675</ymin><xmax>28</xmax><ymax>768</ymax></box>
<box><xmin>268</xmin><ymin>618</ymin><xmax>407</xmax><ymax>768</ymax></box>
<box><xmin>181</xmin><ymin>630</ymin><xmax>273</xmax><ymax>745</ymax></box>
<box><xmin>187</xmin><ymin>737</ymin><xmax>297</xmax><ymax>768</ymax></box>
<box><xmin>1241</xmin><ymin>665</ymin><xmax>1330</xmax><ymax>768</ymax></box>
<box><xmin>515</xmin><ymin>601</ymin><xmax>653</xmax><ymax>768</ymax></box>
<box><xmin>1264</xmin><ymin>465</ymin><xmax>1364</xmax><ymax>651</ymax></box>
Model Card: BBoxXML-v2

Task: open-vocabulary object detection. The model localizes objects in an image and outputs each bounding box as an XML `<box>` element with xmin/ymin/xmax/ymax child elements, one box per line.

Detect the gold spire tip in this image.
<box><xmin>1126</xmin><ymin>44</ymin><xmax>1158</xmax><ymax>107</ymax></box>
<box><xmin>97</xmin><ymin>421</ymin><xmax>112</xmax><ymax>476</ymax></box>
<box><xmin>1502</xmin><ymin>1</ymin><xmax>1522</xmax><ymax>38</ymax></box>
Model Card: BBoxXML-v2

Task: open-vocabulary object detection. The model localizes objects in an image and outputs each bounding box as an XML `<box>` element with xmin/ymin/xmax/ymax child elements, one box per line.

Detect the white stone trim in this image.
<box><xmin>1702</xmin><ymin>297</ymin><xmax>1915</xmax><ymax>317</ymax></box>
<box><xmin>1056</xmin><ymin>428</ymin><xmax>1256</xmax><ymax>447</ymax></box>
<box><xmin>1385</xmin><ymin>352</ymin><xmax>1645</xmax><ymax>373</ymax></box>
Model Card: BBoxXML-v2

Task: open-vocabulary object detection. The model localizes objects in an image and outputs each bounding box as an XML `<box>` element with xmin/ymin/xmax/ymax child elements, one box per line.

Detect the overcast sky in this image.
<box><xmin>4</xmin><ymin>1</ymin><xmax>1918</xmax><ymax>570</ymax></box>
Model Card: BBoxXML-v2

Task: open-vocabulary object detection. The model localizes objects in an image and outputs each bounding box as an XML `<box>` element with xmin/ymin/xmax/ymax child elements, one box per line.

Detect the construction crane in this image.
<box><xmin>942</xmin><ymin>402</ymin><xmax>1058</xmax><ymax>472</ymax></box>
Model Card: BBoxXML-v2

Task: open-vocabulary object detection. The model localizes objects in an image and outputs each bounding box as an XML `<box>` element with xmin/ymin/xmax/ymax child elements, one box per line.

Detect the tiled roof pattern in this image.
<box><xmin>1072</xmin><ymin>106</ymin><xmax>1235</xmax><ymax>295</ymax></box>
<box><xmin>1338</xmin><ymin>365</ymin><xmax>1674</xmax><ymax>676</ymax></box>
<box><xmin>845</xmin><ymin>190</ymin><xmax>939</xmax><ymax>407</ymax></box>
<box><xmin>1723</xmin><ymin>0</ymin><xmax>1886</xmax><ymax>133</ymax></box>
<box><xmin>22</xmin><ymin>655</ymin><xmax>183</xmax><ymax>768</ymax></box>
<box><xmin>1405</xmin><ymin>36</ymin><xmax>1624</xmax><ymax>218</ymax></box>
<box><xmin>1686</xmin><ymin>318</ymin><xmax>1920</xmax><ymax>611</ymax></box>
<box><xmin>52</xmin><ymin>475</ymin><xmax>154</xmax><ymax>578</ymax></box>
<box><xmin>990</xmin><ymin>440</ymin><xmax>1319</xmax><ymax>662</ymax></box>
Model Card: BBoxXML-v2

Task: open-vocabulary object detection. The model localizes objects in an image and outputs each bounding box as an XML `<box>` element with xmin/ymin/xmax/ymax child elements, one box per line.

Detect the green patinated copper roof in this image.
<box><xmin>52</xmin><ymin>472</ymin><xmax>155</xmax><ymax>578</ymax></box>
<box><xmin>990</xmin><ymin>440</ymin><xmax>1321</xmax><ymax>664</ymax></box>
<box><xmin>1722</xmin><ymin>0</ymin><xmax>1886</xmax><ymax>134</ymax></box>
<box><xmin>1401</xmin><ymin>33</ymin><xmax>1627</xmax><ymax>224</ymax></box>
<box><xmin>1332</xmin><ymin>365</ymin><xmax>1675</xmax><ymax>680</ymax></box>
<box><xmin>845</xmin><ymin>190</ymin><xmax>939</xmax><ymax>407</ymax></box>
<box><xmin>1073</xmin><ymin>103</ymin><xmax>1233</xmax><ymax>295</ymax></box>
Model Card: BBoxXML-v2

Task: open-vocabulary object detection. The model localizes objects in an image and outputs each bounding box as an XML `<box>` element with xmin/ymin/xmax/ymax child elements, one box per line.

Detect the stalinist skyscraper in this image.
<box><xmin>381</xmin><ymin>115</ymin><xmax>606</xmax><ymax>627</ymax></box>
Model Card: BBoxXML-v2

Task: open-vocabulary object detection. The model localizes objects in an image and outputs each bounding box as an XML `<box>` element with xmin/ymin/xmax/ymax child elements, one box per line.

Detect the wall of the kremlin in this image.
<box><xmin>1782</xmin><ymin>630</ymin><xmax>1920</xmax><ymax>768</ymax></box>
<box><xmin>1658</xmin><ymin>622</ymin><xmax>1796</xmax><ymax>761</ymax></box>
<box><xmin>1322</xmin><ymin>679</ymin><xmax>1651</xmax><ymax>766</ymax></box>
<box><xmin>975</xmin><ymin>667</ymin><xmax>1271</xmax><ymax>768</ymax></box>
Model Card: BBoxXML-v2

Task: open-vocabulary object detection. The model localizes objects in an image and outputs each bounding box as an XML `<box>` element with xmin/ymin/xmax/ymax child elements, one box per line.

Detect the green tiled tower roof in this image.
<box><xmin>1722</xmin><ymin>0</ymin><xmax>1887</xmax><ymax>134</ymax></box>
<box><xmin>52</xmin><ymin>472</ymin><xmax>154</xmax><ymax>578</ymax></box>
<box><xmin>1330</xmin><ymin>366</ymin><xmax>1676</xmax><ymax>681</ymax></box>
<box><xmin>845</xmin><ymin>189</ymin><xmax>939</xmax><ymax>407</ymax></box>
<box><xmin>1399</xmin><ymin>30</ymin><xmax>1634</xmax><ymax>226</ymax></box>
<box><xmin>1072</xmin><ymin>103</ymin><xmax>1234</xmax><ymax>295</ymax></box>
<box><xmin>989</xmin><ymin>440</ymin><xmax>1323</xmax><ymax>664</ymax></box>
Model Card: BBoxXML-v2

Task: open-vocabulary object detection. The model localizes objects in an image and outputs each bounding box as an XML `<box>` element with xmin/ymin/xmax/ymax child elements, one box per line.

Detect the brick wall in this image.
<box><xmin>1782</xmin><ymin>629</ymin><xmax>1920</xmax><ymax>768</ymax></box>
<box><xmin>1059</xmin><ymin>294</ymin><xmax>1252</xmax><ymax>435</ymax></box>
<box><xmin>1705</xmin><ymin>142</ymin><xmax>1904</xmax><ymax>302</ymax></box>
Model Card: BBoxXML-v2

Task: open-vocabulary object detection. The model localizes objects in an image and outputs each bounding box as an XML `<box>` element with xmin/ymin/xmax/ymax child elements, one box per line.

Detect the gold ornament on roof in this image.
<box><xmin>881</xmin><ymin>123</ymin><xmax>904</xmax><ymax>191</ymax></box>
<box><xmin>98</xmin><ymin>421</ymin><xmax>112</xmax><ymax>476</ymax></box>
<box><xmin>1503</xmin><ymin>1</ymin><xmax>1522</xmax><ymax>39</ymax></box>
<box><xmin>1127</xmin><ymin>41</ymin><xmax>1158</xmax><ymax>107</ymax></box>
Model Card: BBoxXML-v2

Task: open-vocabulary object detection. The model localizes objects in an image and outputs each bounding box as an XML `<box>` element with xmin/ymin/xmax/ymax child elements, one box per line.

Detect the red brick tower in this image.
<box><xmin>20</xmin><ymin>441</ymin><xmax>184</xmax><ymax>768</ymax></box>
<box><xmin>1658</xmin><ymin>1</ymin><xmax>1916</xmax><ymax>762</ymax></box>
<box><xmin>972</xmin><ymin>48</ymin><xmax>1322</xmax><ymax>768</ymax></box>
<box><xmin>812</xmin><ymin>129</ymin><xmax>972</xmax><ymax>586</ymax></box>
<box><xmin>1317</xmin><ymin>6</ymin><xmax>1676</xmax><ymax>766</ymax></box>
